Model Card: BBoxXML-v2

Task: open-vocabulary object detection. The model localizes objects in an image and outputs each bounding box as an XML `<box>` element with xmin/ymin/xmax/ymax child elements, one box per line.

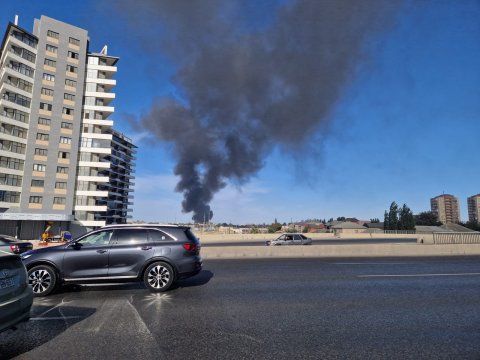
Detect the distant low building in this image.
<box><xmin>363</xmin><ymin>222</ymin><xmax>384</xmax><ymax>230</ymax></box>
<box><xmin>331</xmin><ymin>222</ymin><xmax>368</xmax><ymax>235</ymax></box>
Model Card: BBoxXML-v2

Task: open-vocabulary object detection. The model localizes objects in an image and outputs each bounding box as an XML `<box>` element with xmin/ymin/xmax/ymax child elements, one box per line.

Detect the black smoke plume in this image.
<box><xmin>113</xmin><ymin>0</ymin><xmax>400</xmax><ymax>222</ymax></box>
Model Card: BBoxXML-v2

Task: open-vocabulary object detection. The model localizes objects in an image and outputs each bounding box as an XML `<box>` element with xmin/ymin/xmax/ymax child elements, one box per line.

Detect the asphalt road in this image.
<box><xmin>2</xmin><ymin>256</ymin><xmax>480</xmax><ymax>360</ymax></box>
<box><xmin>201</xmin><ymin>237</ymin><xmax>418</xmax><ymax>247</ymax></box>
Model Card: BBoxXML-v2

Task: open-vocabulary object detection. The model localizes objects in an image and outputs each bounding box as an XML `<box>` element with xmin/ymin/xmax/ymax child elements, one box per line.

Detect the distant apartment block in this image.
<box><xmin>430</xmin><ymin>194</ymin><xmax>460</xmax><ymax>224</ymax></box>
<box><xmin>467</xmin><ymin>194</ymin><xmax>480</xmax><ymax>223</ymax></box>
<box><xmin>0</xmin><ymin>15</ymin><xmax>136</xmax><ymax>237</ymax></box>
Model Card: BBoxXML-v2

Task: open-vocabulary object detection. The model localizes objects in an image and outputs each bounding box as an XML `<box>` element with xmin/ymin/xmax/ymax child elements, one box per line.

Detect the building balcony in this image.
<box><xmin>75</xmin><ymin>190</ymin><xmax>109</xmax><ymax>197</ymax></box>
<box><xmin>5</xmin><ymin>36</ymin><xmax>38</xmax><ymax>55</ymax></box>
<box><xmin>74</xmin><ymin>205</ymin><xmax>108</xmax><ymax>212</ymax></box>
<box><xmin>82</xmin><ymin>118</ymin><xmax>114</xmax><ymax>127</ymax></box>
<box><xmin>76</xmin><ymin>220</ymin><xmax>106</xmax><ymax>228</ymax></box>
<box><xmin>84</xmin><ymin>91</ymin><xmax>115</xmax><ymax>100</ymax></box>
<box><xmin>83</xmin><ymin>104</ymin><xmax>114</xmax><ymax>114</ymax></box>
<box><xmin>87</xmin><ymin>63</ymin><xmax>117</xmax><ymax>74</ymax></box>
<box><xmin>78</xmin><ymin>161</ymin><xmax>111</xmax><ymax>169</ymax></box>
<box><xmin>76</xmin><ymin>175</ymin><xmax>110</xmax><ymax>182</ymax></box>
<box><xmin>87</xmin><ymin>78</ymin><xmax>116</xmax><ymax>86</ymax></box>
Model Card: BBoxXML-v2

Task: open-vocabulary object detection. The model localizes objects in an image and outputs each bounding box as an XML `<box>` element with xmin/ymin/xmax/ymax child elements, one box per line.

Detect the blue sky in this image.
<box><xmin>2</xmin><ymin>1</ymin><xmax>479</xmax><ymax>224</ymax></box>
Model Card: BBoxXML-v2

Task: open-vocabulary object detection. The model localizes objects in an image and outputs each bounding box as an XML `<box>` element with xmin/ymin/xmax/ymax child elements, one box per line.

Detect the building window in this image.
<box><xmin>2</xmin><ymin>92</ymin><xmax>31</xmax><ymax>108</ymax></box>
<box><xmin>46</xmin><ymin>44</ymin><xmax>58</xmax><ymax>53</ymax></box>
<box><xmin>3</xmin><ymin>107</ymin><xmax>28</xmax><ymax>123</ymax></box>
<box><xmin>39</xmin><ymin>103</ymin><xmax>52</xmax><ymax>111</ymax></box>
<box><xmin>66</xmin><ymin>65</ymin><xmax>78</xmax><ymax>73</ymax></box>
<box><xmin>11</xmin><ymin>45</ymin><xmax>36</xmax><ymax>63</ymax></box>
<box><xmin>43</xmin><ymin>73</ymin><xmax>55</xmax><ymax>82</ymax></box>
<box><xmin>65</xmin><ymin>79</ymin><xmax>76</xmax><ymax>87</ymax></box>
<box><xmin>62</xmin><ymin>107</ymin><xmax>74</xmax><ymax>116</ymax></box>
<box><xmin>41</xmin><ymin>87</ymin><xmax>54</xmax><ymax>96</ymax></box>
<box><xmin>55</xmin><ymin>181</ymin><xmax>67</xmax><ymax>189</ymax></box>
<box><xmin>6</xmin><ymin>76</ymin><xmax>32</xmax><ymax>93</ymax></box>
<box><xmin>31</xmin><ymin>179</ymin><xmax>44</xmax><ymax>187</ymax></box>
<box><xmin>9</xmin><ymin>61</ymin><xmax>34</xmax><ymax>77</ymax></box>
<box><xmin>38</xmin><ymin>117</ymin><xmax>51</xmax><ymax>126</ymax></box>
<box><xmin>33</xmin><ymin>164</ymin><xmax>46</xmax><ymax>172</ymax></box>
<box><xmin>44</xmin><ymin>58</ymin><xmax>56</xmax><ymax>67</ymax></box>
<box><xmin>58</xmin><ymin>151</ymin><xmax>70</xmax><ymax>159</ymax></box>
<box><xmin>0</xmin><ymin>156</ymin><xmax>24</xmax><ymax>170</ymax></box>
<box><xmin>47</xmin><ymin>30</ymin><xmax>59</xmax><ymax>39</ymax></box>
<box><xmin>34</xmin><ymin>148</ymin><xmax>48</xmax><ymax>156</ymax></box>
<box><xmin>2</xmin><ymin>140</ymin><xmax>26</xmax><ymax>154</ymax></box>
<box><xmin>61</xmin><ymin>122</ymin><xmax>73</xmax><ymax>130</ymax></box>
<box><xmin>11</xmin><ymin>30</ymin><xmax>38</xmax><ymax>48</ymax></box>
<box><xmin>69</xmin><ymin>37</ymin><xmax>80</xmax><ymax>46</ymax></box>
<box><xmin>29</xmin><ymin>196</ymin><xmax>43</xmax><ymax>204</ymax></box>
<box><xmin>57</xmin><ymin>166</ymin><xmax>68</xmax><ymax>174</ymax></box>
<box><xmin>53</xmin><ymin>197</ymin><xmax>66</xmax><ymax>205</ymax></box>
<box><xmin>68</xmin><ymin>51</ymin><xmax>79</xmax><ymax>59</ymax></box>
<box><xmin>64</xmin><ymin>93</ymin><xmax>75</xmax><ymax>101</ymax></box>
<box><xmin>59</xmin><ymin>136</ymin><xmax>72</xmax><ymax>144</ymax></box>
<box><xmin>36</xmin><ymin>133</ymin><xmax>49</xmax><ymax>141</ymax></box>
<box><xmin>0</xmin><ymin>174</ymin><xmax>22</xmax><ymax>187</ymax></box>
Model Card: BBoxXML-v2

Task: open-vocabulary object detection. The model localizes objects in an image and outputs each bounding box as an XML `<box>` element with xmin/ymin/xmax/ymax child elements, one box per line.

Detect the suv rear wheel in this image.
<box><xmin>144</xmin><ymin>262</ymin><xmax>174</xmax><ymax>292</ymax></box>
<box><xmin>28</xmin><ymin>265</ymin><xmax>57</xmax><ymax>297</ymax></box>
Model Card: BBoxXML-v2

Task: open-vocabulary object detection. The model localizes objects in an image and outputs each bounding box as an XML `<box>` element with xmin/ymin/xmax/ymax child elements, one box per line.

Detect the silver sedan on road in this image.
<box><xmin>266</xmin><ymin>233</ymin><xmax>313</xmax><ymax>246</ymax></box>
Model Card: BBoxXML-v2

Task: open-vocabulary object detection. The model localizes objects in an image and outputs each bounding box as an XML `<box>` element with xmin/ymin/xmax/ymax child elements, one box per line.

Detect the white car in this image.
<box><xmin>266</xmin><ymin>233</ymin><xmax>313</xmax><ymax>246</ymax></box>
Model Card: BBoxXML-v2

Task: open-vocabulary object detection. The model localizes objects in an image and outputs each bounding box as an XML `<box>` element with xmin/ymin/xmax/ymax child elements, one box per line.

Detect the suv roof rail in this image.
<box><xmin>101</xmin><ymin>224</ymin><xmax>182</xmax><ymax>228</ymax></box>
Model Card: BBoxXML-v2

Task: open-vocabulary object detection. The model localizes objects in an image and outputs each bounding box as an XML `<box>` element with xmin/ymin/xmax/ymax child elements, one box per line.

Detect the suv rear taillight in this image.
<box><xmin>182</xmin><ymin>243</ymin><xmax>198</xmax><ymax>253</ymax></box>
<box><xmin>10</xmin><ymin>244</ymin><xmax>19</xmax><ymax>254</ymax></box>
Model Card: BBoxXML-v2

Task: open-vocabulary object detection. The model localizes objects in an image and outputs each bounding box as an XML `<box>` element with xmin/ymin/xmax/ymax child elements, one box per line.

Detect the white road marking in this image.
<box><xmin>30</xmin><ymin>316</ymin><xmax>83</xmax><ymax>321</ymax></box>
<box><xmin>358</xmin><ymin>272</ymin><xmax>480</xmax><ymax>278</ymax></box>
<box><xmin>334</xmin><ymin>262</ymin><xmax>416</xmax><ymax>265</ymax></box>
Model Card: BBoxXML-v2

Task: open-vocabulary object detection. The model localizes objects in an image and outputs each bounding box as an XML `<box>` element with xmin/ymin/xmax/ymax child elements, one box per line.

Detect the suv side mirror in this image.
<box><xmin>70</xmin><ymin>241</ymin><xmax>82</xmax><ymax>250</ymax></box>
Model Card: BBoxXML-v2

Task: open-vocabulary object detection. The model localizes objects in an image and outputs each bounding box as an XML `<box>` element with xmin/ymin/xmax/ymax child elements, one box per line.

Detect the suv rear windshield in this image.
<box><xmin>183</xmin><ymin>228</ymin><xmax>199</xmax><ymax>244</ymax></box>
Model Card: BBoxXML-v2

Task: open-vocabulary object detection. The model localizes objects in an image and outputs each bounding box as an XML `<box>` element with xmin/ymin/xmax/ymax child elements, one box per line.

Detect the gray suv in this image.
<box><xmin>21</xmin><ymin>224</ymin><xmax>202</xmax><ymax>296</ymax></box>
<box><xmin>0</xmin><ymin>252</ymin><xmax>33</xmax><ymax>332</ymax></box>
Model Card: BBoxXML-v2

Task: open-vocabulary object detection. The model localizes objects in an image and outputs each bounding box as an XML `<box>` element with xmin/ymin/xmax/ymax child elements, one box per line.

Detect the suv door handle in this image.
<box><xmin>96</xmin><ymin>249</ymin><xmax>108</xmax><ymax>254</ymax></box>
<box><xmin>141</xmin><ymin>246</ymin><xmax>152</xmax><ymax>251</ymax></box>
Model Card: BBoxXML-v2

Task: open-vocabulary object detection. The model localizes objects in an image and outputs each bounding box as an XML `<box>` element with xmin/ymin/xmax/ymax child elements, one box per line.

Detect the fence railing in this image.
<box><xmin>433</xmin><ymin>232</ymin><xmax>480</xmax><ymax>244</ymax></box>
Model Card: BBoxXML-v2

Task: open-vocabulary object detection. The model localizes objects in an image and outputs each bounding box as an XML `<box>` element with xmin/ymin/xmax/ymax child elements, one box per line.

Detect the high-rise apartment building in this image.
<box><xmin>430</xmin><ymin>194</ymin><xmax>460</xmax><ymax>224</ymax></box>
<box><xmin>467</xmin><ymin>194</ymin><xmax>480</xmax><ymax>223</ymax></box>
<box><xmin>0</xmin><ymin>15</ymin><xmax>135</xmax><ymax>238</ymax></box>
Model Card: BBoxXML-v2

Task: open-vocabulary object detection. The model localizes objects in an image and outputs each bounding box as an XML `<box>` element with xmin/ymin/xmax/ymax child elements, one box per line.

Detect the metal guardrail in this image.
<box><xmin>433</xmin><ymin>232</ymin><xmax>480</xmax><ymax>244</ymax></box>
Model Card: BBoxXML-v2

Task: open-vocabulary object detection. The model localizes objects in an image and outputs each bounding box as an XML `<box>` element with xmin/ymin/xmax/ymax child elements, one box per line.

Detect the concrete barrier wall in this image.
<box><xmin>201</xmin><ymin>243</ymin><xmax>480</xmax><ymax>259</ymax></box>
<box><xmin>197</xmin><ymin>232</ymin><xmax>419</xmax><ymax>243</ymax></box>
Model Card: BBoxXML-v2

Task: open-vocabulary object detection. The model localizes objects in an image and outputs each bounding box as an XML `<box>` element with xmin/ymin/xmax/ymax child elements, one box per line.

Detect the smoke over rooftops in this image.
<box><xmin>115</xmin><ymin>0</ymin><xmax>400</xmax><ymax>222</ymax></box>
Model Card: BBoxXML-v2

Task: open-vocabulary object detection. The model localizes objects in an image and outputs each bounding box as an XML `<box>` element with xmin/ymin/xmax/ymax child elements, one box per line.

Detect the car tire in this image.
<box><xmin>265</xmin><ymin>241</ymin><xmax>271</xmax><ymax>246</ymax></box>
<box><xmin>28</xmin><ymin>265</ymin><xmax>57</xmax><ymax>297</ymax></box>
<box><xmin>144</xmin><ymin>262</ymin><xmax>174</xmax><ymax>292</ymax></box>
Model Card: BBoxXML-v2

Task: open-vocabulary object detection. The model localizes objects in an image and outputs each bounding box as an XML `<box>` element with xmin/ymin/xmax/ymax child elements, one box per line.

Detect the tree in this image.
<box><xmin>268</xmin><ymin>221</ymin><xmax>282</xmax><ymax>233</ymax></box>
<box><xmin>459</xmin><ymin>220</ymin><xmax>480</xmax><ymax>231</ymax></box>
<box><xmin>383</xmin><ymin>211</ymin><xmax>389</xmax><ymax>230</ymax></box>
<box><xmin>370</xmin><ymin>218</ymin><xmax>380</xmax><ymax>223</ymax></box>
<box><xmin>414</xmin><ymin>211</ymin><xmax>442</xmax><ymax>226</ymax></box>
<box><xmin>388</xmin><ymin>202</ymin><xmax>399</xmax><ymax>230</ymax></box>
<box><xmin>399</xmin><ymin>204</ymin><xmax>415</xmax><ymax>230</ymax></box>
<box><xmin>336</xmin><ymin>216</ymin><xmax>346</xmax><ymax>221</ymax></box>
